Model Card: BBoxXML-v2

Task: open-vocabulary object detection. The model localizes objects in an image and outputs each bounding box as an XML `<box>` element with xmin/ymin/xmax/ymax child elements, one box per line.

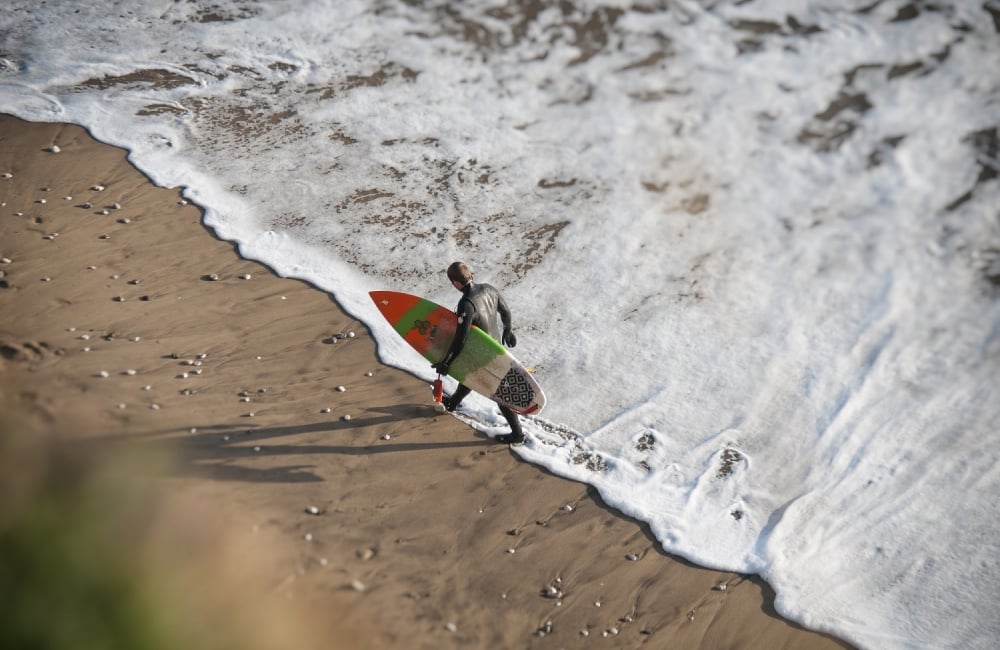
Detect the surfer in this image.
<box><xmin>432</xmin><ymin>261</ymin><xmax>524</xmax><ymax>445</ymax></box>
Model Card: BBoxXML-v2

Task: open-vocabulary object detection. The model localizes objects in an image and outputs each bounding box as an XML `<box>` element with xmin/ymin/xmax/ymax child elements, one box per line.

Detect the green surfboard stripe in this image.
<box><xmin>393</xmin><ymin>298</ymin><xmax>439</xmax><ymax>341</ymax></box>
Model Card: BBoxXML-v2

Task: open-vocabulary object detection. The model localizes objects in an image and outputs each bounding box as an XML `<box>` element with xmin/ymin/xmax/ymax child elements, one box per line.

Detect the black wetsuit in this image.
<box><xmin>439</xmin><ymin>282</ymin><xmax>523</xmax><ymax>441</ymax></box>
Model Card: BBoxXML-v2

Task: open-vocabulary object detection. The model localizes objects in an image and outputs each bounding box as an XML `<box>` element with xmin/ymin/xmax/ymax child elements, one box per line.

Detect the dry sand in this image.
<box><xmin>0</xmin><ymin>114</ymin><xmax>853</xmax><ymax>649</ymax></box>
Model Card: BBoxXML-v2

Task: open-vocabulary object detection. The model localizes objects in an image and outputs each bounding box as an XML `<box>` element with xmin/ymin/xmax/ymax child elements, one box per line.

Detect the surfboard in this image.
<box><xmin>370</xmin><ymin>290</ymin><xmax>545</xmax><ymax>415</ymax></box>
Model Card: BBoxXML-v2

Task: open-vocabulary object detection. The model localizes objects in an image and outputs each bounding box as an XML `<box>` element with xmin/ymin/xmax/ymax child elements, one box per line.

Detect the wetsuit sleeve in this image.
<box><xmin>442</xmin><ymin>298</ymin><xmax>475</xmax><ymax>364</ymax></box>
<box><xmin>497</xmin><ymin>291</ymin><xmax>513</xmax><ymax>333</ymax></box>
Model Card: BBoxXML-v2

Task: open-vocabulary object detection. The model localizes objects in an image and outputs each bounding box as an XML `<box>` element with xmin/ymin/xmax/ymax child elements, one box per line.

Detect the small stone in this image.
<box><xmin>342</xmin><ymin>414</ymin><xmax>351</xmax><ymax>421</ymax></box>
<box><xmin>1</xmin><ymin>172</ymin><xmax>11</xmax><ymax>178</ymax></box>
<box><xmin>365</xmin><ymin>371</ymin><xmax>374</xmax><ymax>377</ymax></box>
<box><xmin>336</xmin><ymin>385</ymin><xmax>346</xmax><ymax>392</ymax></box>
<box><xmin>92</xmin><ymin>184</ymin><xmax>105</xmax><ymax>191</ymax></box>
<box><xmin>0</xmin><ymin>257</ymin><xmax>11</xmax><ymax>264</ymax></box>
<box><xmin>118</xmin><ymin>217</ymin><xmax>131</xmax><ymax>224</ymax></box>
<box><xmin>350</xmin><ymin>580</ymin><xmax>365</xmax><ymax>592</ymax></box>
<box><xmin>506</xmin><ymin>548</ymin><xmax>516</xmax><ymax>554</ymax></box>
<box><xmin>241</xmin><ymin>396</ymin><xmax>251</xmax><ymax>402</ymax></box>
<box><xmin>142</xmin><ymin>385</ymin><xmax>152</xmax><ymax>391</ymax></box>
<box><xmin>117</xmin><ymin>403</ymin><xmax>126</xmax><ymax>409</ymax></box>
<box><xmin>445</xmin><ymin>623</ymin><xmax>457</xmax><ymax>633</ymax></box>
<box><xmin>625</xmin><ymin>553</ymin><xmax>639</xmax><ymax>561</ymax></box>
<box><xmin>112</xmin><ymin>202</ymin><xmax>121</xmax><ymax>210</ymax></box>
<box><xmin>130</xmin><ymin>336</ymin><xmax>141</xmax><ymax>342</ymax></box>
<box><xmin>98</xmin><ymin>370</ymin><xmax>109</xmax><ymax>378</ymax></box>
<box><xmin>347</xmin><ymin>331</ymin><xmax>356</xmax><ymax>338</ymax></box>
<box><xmin>563</xmin><ymin>504</ymin><xmax>574</xmax><ymax>512</ymax></box>
<box><xmin>82</xmin><ymin>347</ymin><xmax>91</xmax><ymax>352</ymax></box>
<box><xmin>189</xmin><ymin>427</ymin><xmax>198</xmax><ymax>434</ymax></box>
<box><xmin>305</xmin><ymin>506</ymin><xmax>321</xmax><ymax>515</ymax></box>
<box><xmin>357</xmin><ymin>547</ymin><xmax>376</xmax><ymax>561</ymax></box>
<box><xmin>196</xmin><ymin>353</ymin><xmax>207</xmax><ymax>359</ymax></box>
<box><xmin>124</xmin><ymin>369</ymin><xmax>137</xmax><ymax>376</ymax></box>
<box><xmin>239</xmin><ymin>273</ymin><xmax>251</xmax><ymax>280</ymax></box>
<box><xmin>150</xmin><ymin>403</ymin><xmax>160</xmax><ymax>410</ymax></box>
<box><xmin>49</xmin><ymin>145</ymin><xmax>61</xmax><ymax>153</ymax></box>
<box><xmin>40</xmin><ymin>276</ymin><xmax>51</xmax><ymax>282</ymax></box>
<box><xmin>380</xmin><ymin>434</ymin><xmax>391</xmax><ymax>440</ymax></box>
<box><xmin>320</xmin><ymin>407</ymin><xmax>331</xmax><ymax>413</ymax></box>
<box><xmin>113</xmin><ymin>296</ymin><xmax>125</xmax><ymax>302</ymax></box>
<box><xmin>99</xmin><ymin>234</ymin><xmax>110</xmax><ymax>240</ymax></box>
<box><xmin>253</xmin><ymin>445</ymin><xmax>261</xmax><ymax>452</ymax></box>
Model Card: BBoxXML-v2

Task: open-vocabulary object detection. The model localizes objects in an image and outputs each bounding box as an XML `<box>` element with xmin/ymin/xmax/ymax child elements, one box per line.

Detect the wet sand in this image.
<box><xmin>0</xmin><ymin>114</ymin><xmax>853</xmax><ymax>649</ymax></box>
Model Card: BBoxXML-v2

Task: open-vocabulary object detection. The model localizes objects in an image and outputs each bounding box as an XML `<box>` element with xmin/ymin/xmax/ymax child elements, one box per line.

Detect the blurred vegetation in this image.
<box><xmin>0</xmin><ymin>425</ymin><xmax>179</xmax><ymax>650</ymax></box>
<box><xmin>0</xmin><ymin>416</ymin><xmax>349</xmax><ymax>650</ymax></box>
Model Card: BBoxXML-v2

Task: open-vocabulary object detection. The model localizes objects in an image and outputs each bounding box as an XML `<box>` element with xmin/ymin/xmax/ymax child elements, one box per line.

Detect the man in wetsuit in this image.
<box><xmin>431</xmin><ymin>261</ymin><xmax>524</xmax><ymax>445</ymax></box>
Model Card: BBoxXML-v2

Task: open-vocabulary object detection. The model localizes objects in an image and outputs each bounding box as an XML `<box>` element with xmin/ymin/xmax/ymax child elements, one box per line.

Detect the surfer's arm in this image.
<box><xmin>497</xmin><ymin>293</ymin><xmax>516</xmax><ymax>348</ymax></box>
<box><xmin>434</xmin><ymin>300</ymin><xmax>474</xmax><ymax>373</ymax></box>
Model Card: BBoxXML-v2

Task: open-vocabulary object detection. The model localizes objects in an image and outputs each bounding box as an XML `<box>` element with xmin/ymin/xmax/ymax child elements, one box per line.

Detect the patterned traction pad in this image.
<box><xmin>494</xmin><ymin>367</ymin><xmax>537</xmax><ymax>411</ymax></box>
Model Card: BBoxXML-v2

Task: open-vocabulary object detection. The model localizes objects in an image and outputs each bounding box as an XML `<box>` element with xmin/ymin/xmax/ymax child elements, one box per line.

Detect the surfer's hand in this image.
<box><xmin>432</xmin><ymin>361</ymin><xmax>450</xmax><ymax>375</ymax></box>
<box><xmin>503</xmin><ymin>329</ymin><xmax>517</xmax><ymax>348</ymax></box>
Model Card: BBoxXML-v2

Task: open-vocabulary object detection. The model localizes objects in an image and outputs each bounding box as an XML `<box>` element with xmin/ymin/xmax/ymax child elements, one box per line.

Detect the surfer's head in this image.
<box><xmin>447</xmin><ymin>261</ymin><xmax>473</xmax><ymax>289</ymax></box>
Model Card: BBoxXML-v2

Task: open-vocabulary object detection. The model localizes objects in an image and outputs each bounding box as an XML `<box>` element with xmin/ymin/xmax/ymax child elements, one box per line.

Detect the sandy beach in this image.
<box><xmin>0</xmin><ymin>114</ymin><xmax>853</xmax><ymax>649</ymax></box>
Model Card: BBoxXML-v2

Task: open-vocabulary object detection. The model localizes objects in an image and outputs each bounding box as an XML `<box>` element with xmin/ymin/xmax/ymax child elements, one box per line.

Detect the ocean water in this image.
<box><xmin>2</xmin><ymin>1</ymin><xmax>998</xmax><ymax>647</ymax></box>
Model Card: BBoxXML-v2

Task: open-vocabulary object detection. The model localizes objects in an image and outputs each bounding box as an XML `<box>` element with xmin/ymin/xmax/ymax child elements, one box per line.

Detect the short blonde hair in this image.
<box><xmin>447</xmin><ymin>261</ymin><xmax>473</xmax><ymax>286</ymax></box>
